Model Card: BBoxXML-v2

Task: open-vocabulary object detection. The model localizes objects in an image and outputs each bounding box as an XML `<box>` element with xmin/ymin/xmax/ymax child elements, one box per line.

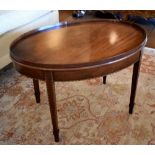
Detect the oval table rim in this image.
<box><xmin>10</xmin><ymin>19</ymin><xmax>147</xmax><ymax>71</ymax></box>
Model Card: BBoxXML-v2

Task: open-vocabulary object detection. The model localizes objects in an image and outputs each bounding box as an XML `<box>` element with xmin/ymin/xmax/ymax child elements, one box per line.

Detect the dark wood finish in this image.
<box><xmin>33</xmin><ymin>79</ymin><xmax>40</xmax><ymax>103</ymax></box>
<box><xmin>129</xmin><ymin>55</ymin><xmax>142</xmax><ymax>114</ymax></box>
<box><xmin>106</xmin><ymin>10</ymin><xmax>155</xmax><ymax>20</ymax></box>
<box><xmin>12</xmin><ymin>49</ymin><xmax>141</xmax><ymax>82</ymax></box>
<box><xmin>103</xmin><ymin>76</ymin><xmax>106</xmax><ymax>84</ymax></box>
<box><xmin>45</xmin><ymin>72</ymin><xmax>59</xmax><ymax>142</ymax></box>
<box><xmin>10</xmin><ymin>20</ymin><xmax>146</xmax><ymax>70</ymax></box>
<box><xmin>59</xmin><ymin>10</ymin><xmax>155</xmax><ymax>49</ymax></box>
<box><xmin>10</xmin><ymin>20</ymin><xmax>147</xmax><ymax>142</ymax></box>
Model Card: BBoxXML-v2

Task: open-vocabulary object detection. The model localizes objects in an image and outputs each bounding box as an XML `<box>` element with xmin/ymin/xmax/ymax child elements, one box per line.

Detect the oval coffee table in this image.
<box><xmin>10</xmin><ymin>20</ymin><xmax>147</xmax><ymax>142</ymax></box>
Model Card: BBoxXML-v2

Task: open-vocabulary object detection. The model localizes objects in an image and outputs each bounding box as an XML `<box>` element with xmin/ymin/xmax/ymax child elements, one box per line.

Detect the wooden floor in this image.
<box><xmin>59</xmin><ymin>10</ymin><xmax>155</xmax><ymax>49</ymax></box>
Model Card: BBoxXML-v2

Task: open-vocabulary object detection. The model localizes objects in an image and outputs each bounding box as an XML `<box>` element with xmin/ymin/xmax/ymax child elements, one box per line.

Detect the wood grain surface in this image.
<box><xmin>10</xmin><ymin>20</ymin><xmax>146</xmax><ymax>70</ymax></box>
<box><xmin>10</xmin><ymin>20</ymin><xmax>147</xmax><ymax>142</ymax></box>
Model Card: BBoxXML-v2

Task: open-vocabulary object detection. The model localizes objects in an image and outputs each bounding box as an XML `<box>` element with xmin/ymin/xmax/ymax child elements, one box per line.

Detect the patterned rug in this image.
<box><xmin>0</xmin><ymin>48</ymin><xmax>155</xmax><ymax>144</ymax></box>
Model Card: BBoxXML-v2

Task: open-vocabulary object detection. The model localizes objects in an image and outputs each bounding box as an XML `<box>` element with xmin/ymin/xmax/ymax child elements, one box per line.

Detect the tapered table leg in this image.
<box><xmin>33</xmin><ymin>79</ymin><xmax>40</xmax><ymax>103</ymax></box>
<box><xmin>45</xmin><ymin>72</ymin><xmax>59</xmax><ymax>142</ymax></box>
<box><xmin>129</xmin><ymin>60</ymin><xmax>141</xmax><ymax>114</ymax></box>
<box><xmin>103</xmin><ymin>76</ymin><xmax>107</xmax><ymax>84</ymax></box>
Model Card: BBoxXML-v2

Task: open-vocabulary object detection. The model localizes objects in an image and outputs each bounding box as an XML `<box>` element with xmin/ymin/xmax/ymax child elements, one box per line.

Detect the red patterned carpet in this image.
<box><xmin>0</xmin><ymin>48</ymin><xmax>155</xmax><ymax>144</ymax></box>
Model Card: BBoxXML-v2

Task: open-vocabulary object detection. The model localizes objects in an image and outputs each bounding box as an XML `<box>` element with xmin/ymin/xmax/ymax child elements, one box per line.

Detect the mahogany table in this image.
<box><xmin>10</xmin><ymin>20</ymin><xmax>147</xmax><ymax>142</ymax></box>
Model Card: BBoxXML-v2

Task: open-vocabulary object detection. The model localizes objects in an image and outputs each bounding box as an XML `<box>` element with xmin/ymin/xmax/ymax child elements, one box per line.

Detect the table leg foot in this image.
<box><xmin>33</xmin><ymin>79</ymin><xmax>40</xmax><ymax>103</ymax></box>
<box><xmin>103</xmin><ymin>76</ymin><xmax>107</xmax><ymax>84</ymax></box>
<box><xmin>129</xmin><ymin>60</ymin><xmax>141</xmax><ymax>114</ymax></box>
<box><xmin>129</xmin><ymin>103</ymin><xmax>135</xmax><ymax>114</ymax></box>
<box><xmin>45</xmin><ymin>72</ymin><xmax>59</xmax><ymax>142</ymax></box>
<box><xmin>53</xmin><ymin>129</ymin><xmax>60</xmax><ymax>142</ymax></box>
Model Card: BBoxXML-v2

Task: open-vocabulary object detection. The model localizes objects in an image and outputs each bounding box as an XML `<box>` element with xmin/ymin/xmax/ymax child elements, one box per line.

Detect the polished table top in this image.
<box><xmin>10</xmin><ymin>20</ymin><xmax>147</xmax><ymax>142</ymax></box>
<box><xmin>10</xmin><ymin>20</ymin><xmax>146</xmax><ymax>70</ymax></box>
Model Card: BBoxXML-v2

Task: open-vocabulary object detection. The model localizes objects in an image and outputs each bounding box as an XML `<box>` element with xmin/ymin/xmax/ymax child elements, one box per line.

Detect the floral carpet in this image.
<box><xmin>0</xmin><ymin>48</ymin><xmax>155</xmax><ymax>144</ymax></box>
